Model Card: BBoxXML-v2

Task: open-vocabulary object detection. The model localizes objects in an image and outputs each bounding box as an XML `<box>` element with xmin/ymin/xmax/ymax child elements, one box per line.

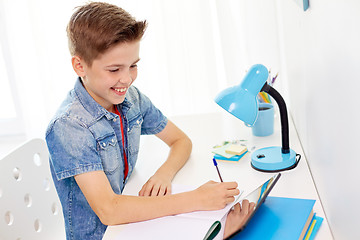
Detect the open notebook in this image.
<box><xmin>103</xmin><ymin>173</ymin><xmax>280</xmax><ymax>240</ymax></box>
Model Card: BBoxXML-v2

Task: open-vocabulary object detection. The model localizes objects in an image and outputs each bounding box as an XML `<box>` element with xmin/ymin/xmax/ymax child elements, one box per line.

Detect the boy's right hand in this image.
<box><xmin>193</xmin><ymin>181</ymin><xmax>240</xmax><ymax>211</ymax></box>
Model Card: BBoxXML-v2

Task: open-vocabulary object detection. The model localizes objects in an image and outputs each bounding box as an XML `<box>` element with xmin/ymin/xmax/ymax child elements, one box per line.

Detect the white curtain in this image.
<box><xmin>0</xmin><ymin>0</ymin><xmax>282</xmax><ymax>140</ymax></box>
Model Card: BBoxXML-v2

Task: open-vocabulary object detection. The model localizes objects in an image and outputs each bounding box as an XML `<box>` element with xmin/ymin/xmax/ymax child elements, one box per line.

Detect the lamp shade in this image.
<box><xmin>214</xmin><ymin>64</ymin><xmax>269</xmax><ymax>126</ymax></box>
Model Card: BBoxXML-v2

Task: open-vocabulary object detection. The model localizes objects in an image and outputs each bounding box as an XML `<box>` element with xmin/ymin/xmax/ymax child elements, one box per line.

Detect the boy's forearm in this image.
<box><xmin>77</xmin><ymin>171</ymin><xmax>238</xmax><ymax>227</ymax></box>
<box><xmin>104</xmin><ymin>189</ymin><xmax>198</xmax><ymax>225</ymax></box>
<box><xmin>76</xmin><ymin>170</ymin><xmax>201</xmax><ymax>226</ymax></box>
<box><xmin>104</xmin><ymin>180</ymin><xmax>239</xmax><ymax>225</ymax></box>
<box><xmin>154</xmin><ymin>135</ymin><xmax>192</xmax><ymax>180</ymax></box>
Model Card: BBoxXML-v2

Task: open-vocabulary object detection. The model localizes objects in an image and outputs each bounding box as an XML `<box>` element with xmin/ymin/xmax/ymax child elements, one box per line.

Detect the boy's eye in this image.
<box><xmin>130</xmin><ymin>64</ymin><xmax>138</xmax><ymax>69</ymax></box>
<box><xmin>109</xmin><ymin>69</ymin><xmax>119</xmax><ymax>73</ymax></box>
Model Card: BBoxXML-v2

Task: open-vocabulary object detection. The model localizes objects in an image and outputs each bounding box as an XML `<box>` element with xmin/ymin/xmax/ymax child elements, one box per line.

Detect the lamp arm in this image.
<box><xmin>261</xmin><ymin>83</ymin><xmax>290</xmax><ymax>153</ymax></box>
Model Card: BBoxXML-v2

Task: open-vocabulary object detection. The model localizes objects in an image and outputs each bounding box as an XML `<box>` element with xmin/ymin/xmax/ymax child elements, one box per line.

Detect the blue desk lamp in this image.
<box><xmin>215</xmin><ymin>64</ymin><xmax>300</xmax><ymax>172</ymax></box>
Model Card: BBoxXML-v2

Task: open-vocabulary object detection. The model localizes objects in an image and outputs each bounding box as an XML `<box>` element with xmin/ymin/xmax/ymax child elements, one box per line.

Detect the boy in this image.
<box><xmin>46</xmin><ymin>2</ymin><xmax>253</xmax><ymax>239</ymax></box>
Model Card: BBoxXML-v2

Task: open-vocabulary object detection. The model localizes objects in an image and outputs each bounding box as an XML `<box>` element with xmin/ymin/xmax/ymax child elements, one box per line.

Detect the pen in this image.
<box><xmin>212</xmin><ymin>158</ymin><xmax>223</xmax><ymax>182</ymax></box>
<box><xmin>267</xmin><ymin>69</ymin><xmax>272</xmax><ymax>84</ymax></box>
<box><xmin>261</xmin><ymin>92</ymin><xmax>271</xmax><ymax>103</ymax></box>
<box><xmin>258</xmin><ymin>92</ymin><xmax>269</xmax><ymax>103</ymax></box>
<box><xmin>271</xmin><ymin>73</ymin><xmax>278</xmax><ymax>86</ymax></box>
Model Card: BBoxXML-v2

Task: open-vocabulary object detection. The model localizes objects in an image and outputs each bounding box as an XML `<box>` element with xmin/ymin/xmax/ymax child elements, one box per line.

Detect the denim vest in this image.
<box><xmin>46</xmin><ymin>78</ymin><xmax>167</xmax><ymax>239</ymax></box>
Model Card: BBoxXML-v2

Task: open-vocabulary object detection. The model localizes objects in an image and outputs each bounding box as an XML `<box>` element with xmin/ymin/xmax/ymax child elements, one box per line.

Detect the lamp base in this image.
<box><xmin>251</xmin><ymin>146</ymin><xmax>298</xmax><ymax>172</ymax></box>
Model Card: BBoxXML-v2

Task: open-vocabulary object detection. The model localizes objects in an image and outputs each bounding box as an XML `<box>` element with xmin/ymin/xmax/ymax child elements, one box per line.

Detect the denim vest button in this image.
<box><xmin>113</xmin><ymin>118</ymin><xmax>117</xmax><ymax>122</ymax></box>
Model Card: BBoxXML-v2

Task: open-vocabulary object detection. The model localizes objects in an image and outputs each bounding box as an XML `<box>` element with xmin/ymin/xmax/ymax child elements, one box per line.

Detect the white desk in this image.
<box><xmin>104</xmin><ymin>112</ymin><xmax>333</xmax><ymax>239</ymax></box>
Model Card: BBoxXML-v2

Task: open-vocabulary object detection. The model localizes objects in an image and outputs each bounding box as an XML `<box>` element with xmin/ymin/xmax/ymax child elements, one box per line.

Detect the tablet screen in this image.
<box><xmin>226</xmin><ymin>173</ymin><xmax>281</xmax><ymax>239</ymax></box>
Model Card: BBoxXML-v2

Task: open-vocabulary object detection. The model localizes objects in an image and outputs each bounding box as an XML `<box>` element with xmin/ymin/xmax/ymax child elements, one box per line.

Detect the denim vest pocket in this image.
<box><xmin>127</xmin><ymin>115</ymin><xmax>143</xmax><ymax>155</ymax></box>
<box><xmin>97</xmin><ymin>134</ymin><xmax>120</xmax><ymax>174</ymax></box>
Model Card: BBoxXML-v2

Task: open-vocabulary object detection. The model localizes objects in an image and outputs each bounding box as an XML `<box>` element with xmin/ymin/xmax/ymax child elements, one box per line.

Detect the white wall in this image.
<box><xmin>276</xmin><ymin>0</ymin><xmax>360</xmax><ymax>239</ymax></box>
<box><xmin>215</xmin><ymin>0</ymin><xmax>283</xmax><ymax>91</ymax></box>
<box><xmin>217</xmin><ymin>0</ymin><xmax>360</xmax><ymax>238</ymax></box>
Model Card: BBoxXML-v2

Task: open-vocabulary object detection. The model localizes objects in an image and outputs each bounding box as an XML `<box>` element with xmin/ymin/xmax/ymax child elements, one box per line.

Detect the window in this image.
<box><xmin>0</xmin><ymin>44</ymin><xmax>16</xmax><ymax>119</ymax></box>
<box><xmin>0</xmin><ymin>11</ymin><xmax>24</xmax><ymax>136</ymax></box>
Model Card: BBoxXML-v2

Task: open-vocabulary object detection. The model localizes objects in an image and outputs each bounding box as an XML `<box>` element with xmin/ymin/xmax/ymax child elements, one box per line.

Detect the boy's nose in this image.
<box><xmin>119</xmin><ymin>72</ymin><xmax>134</xmax><ymax>84</ymax></box>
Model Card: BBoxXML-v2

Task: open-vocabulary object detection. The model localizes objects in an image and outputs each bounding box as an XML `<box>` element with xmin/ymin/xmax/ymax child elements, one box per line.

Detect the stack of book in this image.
<box><xmin>212</xmin><ymin>143</ymin><xmax>248</xmax><ymax>162</ymax></box>
<box><xmin>229</xmin><ymin>196</ymin><xmax>323</xmax><ymax>240</ymax></box>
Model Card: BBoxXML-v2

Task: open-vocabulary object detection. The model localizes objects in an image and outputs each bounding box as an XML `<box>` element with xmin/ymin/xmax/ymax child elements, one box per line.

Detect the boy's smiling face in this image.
<box><xmin>73</xmin><ymin>40</ymin><xmax>140</xmax><ymax>113</ymax></box>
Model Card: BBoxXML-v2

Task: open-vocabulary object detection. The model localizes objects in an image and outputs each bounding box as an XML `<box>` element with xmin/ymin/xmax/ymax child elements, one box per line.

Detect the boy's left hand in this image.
<box><xmin>138</xmin><ymin>173</ymin><xmax>172</xmax><ymax>196</ymax></box>
<box><xmin>223</xmin><ymin>200</ymin><xmax>256</xmax><ymax>238</ymax></box>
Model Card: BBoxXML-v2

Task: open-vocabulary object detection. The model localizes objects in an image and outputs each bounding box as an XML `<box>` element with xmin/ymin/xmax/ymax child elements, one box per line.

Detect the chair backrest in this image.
<box><xmin>0</xmin><ymin>138</ymin><xmax>65</xmax><ymax>240</ymax></box>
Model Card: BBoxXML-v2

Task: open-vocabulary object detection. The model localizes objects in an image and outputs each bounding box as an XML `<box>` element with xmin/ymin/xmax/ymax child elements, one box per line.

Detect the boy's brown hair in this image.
<box><xmin>67</xmin><ymin>2</ymin><xmax>147</xmax><ymax>66</ymax></box>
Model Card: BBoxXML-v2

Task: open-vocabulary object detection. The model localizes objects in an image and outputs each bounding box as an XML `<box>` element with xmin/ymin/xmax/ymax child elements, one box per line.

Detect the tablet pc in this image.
<box><xmin>226</xmin><ymin>173</ymin><xmax>281</xmax><ymax>239</ymax></box>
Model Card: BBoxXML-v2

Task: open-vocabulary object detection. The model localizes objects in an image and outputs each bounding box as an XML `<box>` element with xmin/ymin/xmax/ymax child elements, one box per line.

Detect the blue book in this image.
<box><xmin>230</xmin><ymin>196</ymin><xmax>318</xmax><ymax>240</ymax></box>
<box><xmin>213</xmin><ymin>151</ymin><xmax>248</xmax><ymax>162</ymax></box>
<box><xmin>304</xmin><ymin>213</ymin><xmax>323</xmax><ymax>240</ymax></box>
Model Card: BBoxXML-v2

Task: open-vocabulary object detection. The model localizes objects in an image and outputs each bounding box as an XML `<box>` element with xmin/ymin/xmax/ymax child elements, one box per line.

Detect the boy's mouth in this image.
<box><xmin>112</xmin><ymin>87</ymin><xmax>127</xmax><ymax>94</ymax></box>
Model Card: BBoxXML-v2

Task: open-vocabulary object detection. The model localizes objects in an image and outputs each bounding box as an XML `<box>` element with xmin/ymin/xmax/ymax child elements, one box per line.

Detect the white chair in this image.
<box><xmin>0</xmin><ymin>138</ymin><xmax>65</xmax><ymax>240</ymax></box>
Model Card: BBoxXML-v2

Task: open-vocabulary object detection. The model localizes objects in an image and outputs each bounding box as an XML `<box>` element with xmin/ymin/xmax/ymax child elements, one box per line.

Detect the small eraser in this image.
<box><xmin>225</xmin><ymin>144</ymin><xmax>247</xmax><ymax>155</ymax></box>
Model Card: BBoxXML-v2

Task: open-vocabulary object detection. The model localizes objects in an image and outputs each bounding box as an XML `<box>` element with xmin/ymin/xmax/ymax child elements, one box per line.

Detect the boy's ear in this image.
<box><xmin>72</xmin><ymin>56</ymin><xmax>86</xmax><ymax>77</ymax></box>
